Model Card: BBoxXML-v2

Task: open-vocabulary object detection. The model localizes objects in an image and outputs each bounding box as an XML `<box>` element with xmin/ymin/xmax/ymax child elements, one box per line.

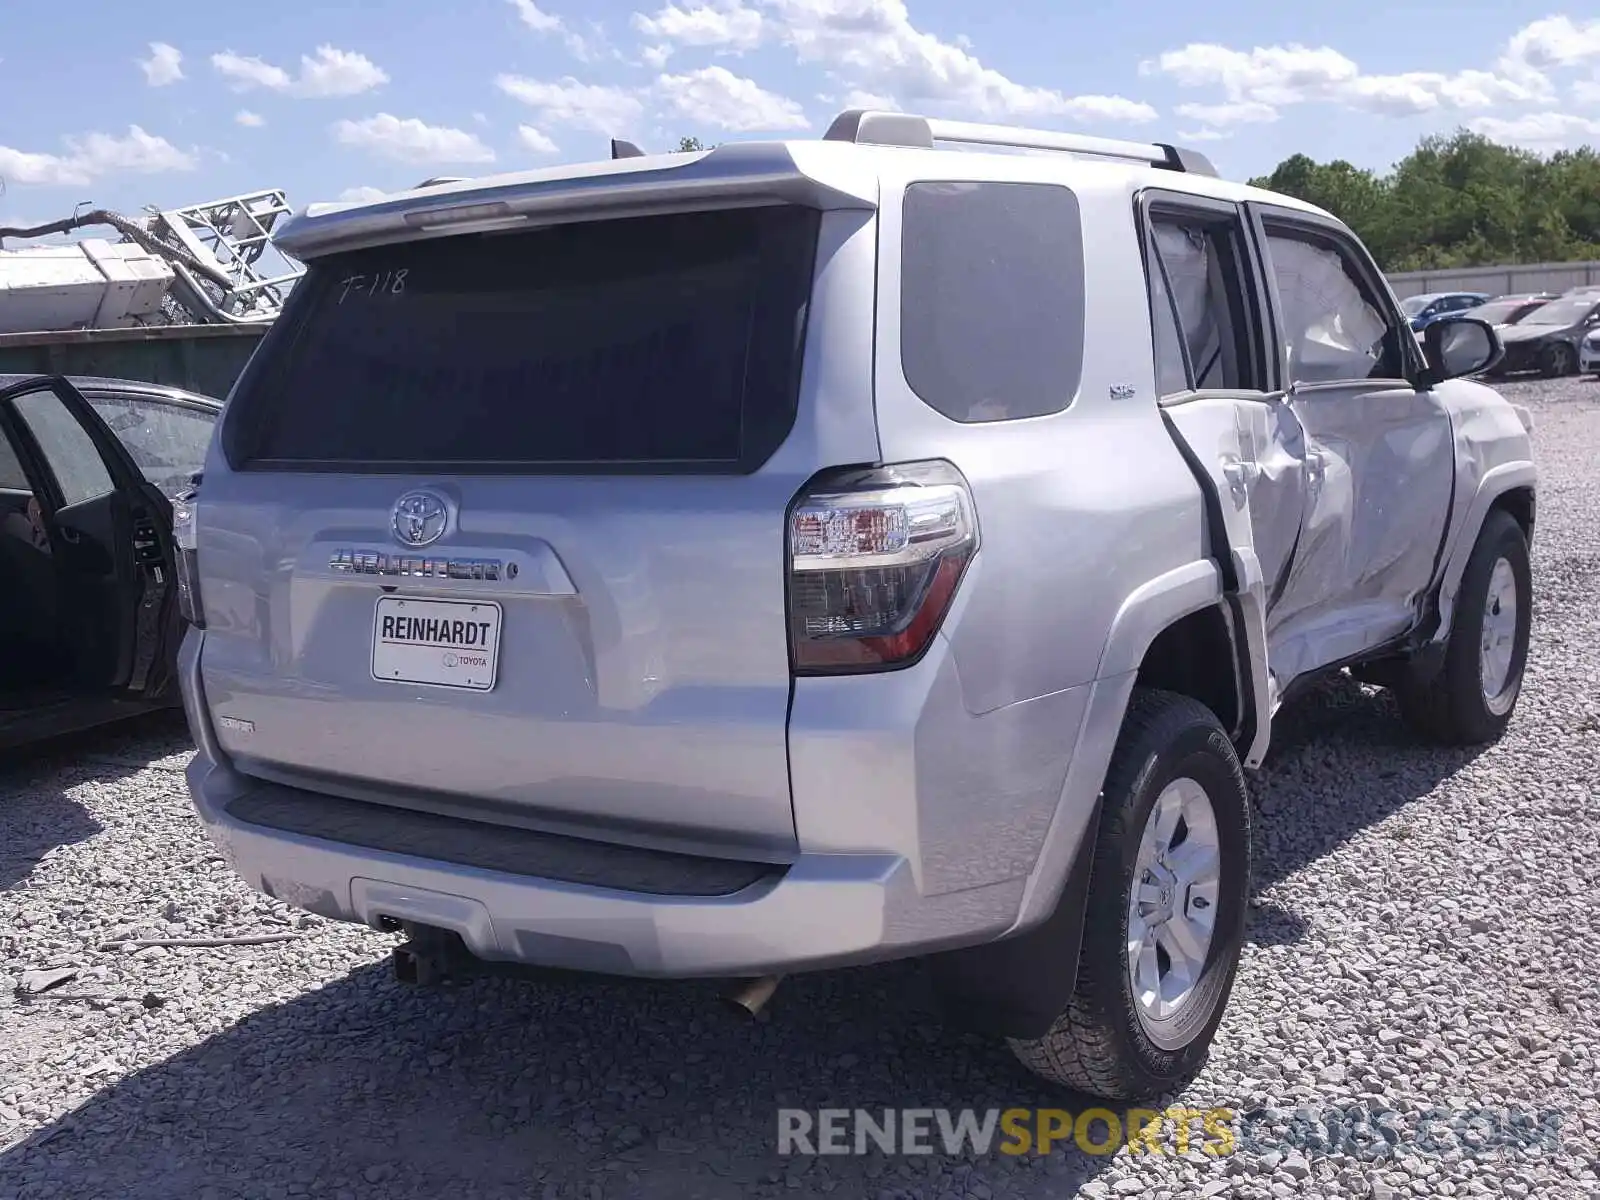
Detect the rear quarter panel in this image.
<box><xmin>867</xmin><ymin>161</ymin><xmax>1207</xmax><ymax>713</ymax></box>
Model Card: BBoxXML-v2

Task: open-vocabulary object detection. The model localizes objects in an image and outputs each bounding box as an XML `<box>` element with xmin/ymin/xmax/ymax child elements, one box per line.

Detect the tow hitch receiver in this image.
<box><xmin>390</xmin><ymin>925</ymin><xmax>482</xmax><ymax>986</ymax></box>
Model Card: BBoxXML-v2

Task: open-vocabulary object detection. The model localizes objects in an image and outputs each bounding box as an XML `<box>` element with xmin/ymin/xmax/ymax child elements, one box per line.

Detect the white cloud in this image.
<box><xmin>517</xmin><ymin>125</ymin><xmax>561</xmax><ymax>154</ymax></box>
<box><xmin>1174</xmin><ymin>101</ymin><xmax>1278</xmax><ymax>126</ymax></box>
<box><xmin>138</xmin><ymin>42</ymin><xmax>183</xmax><ymax>86</ymax></box>
<box><xmin>496</xmin><ymin>74</ymin><xmax>647</xmax><ymax>133</ymax></box>
<box><xmin>0</xmin><ymin>126</ymin><xmax>196</xmax><ymax>186</ymax></box>
<box><xmin>235</xmin><ymin>110</ymin><xmax>265</xmax><ymax>127</ymax></box>
<box><xmin>509</xmin><ymin>0</ymin><xmax>563</xmax><ymax>32</ymax></box>
<box><xmin>632</xmin><ymin>2</ymin><xmax>764</xmax><ymax>53</ymax></box>
<box><xmin>1142</xmin><ymin>42</ymin><xmax>1359</xmax><ymax>106</ymax></box>
<box><xmin>762</xmin><ymin>0</ymin><xmax>1156</xmax><ymax>123</ymax></box>
<box><xmin>332</xmin><ymin>114</ymin><xmax>497</xmax><ymax>164</ymax></box>
<box><xmin>509</xmin><ymin>0</ymin><xmax>616</xmax><ymax>62</ymax></box>
<box><xmin>1501</xmin><ymin>16</ymin><xmax>1600</xmax><ymax>73</ymax></box>
<box><xmin>641</xmin><ymin>44</ymin><xmax>674</xmax><ymax>68</ymax></box>
<box><xmin>1468</xmin><ymin>111</ymin><xmax>1600</xmax><ymax>149</ymax></box>
<box><xmin>212</xmin><ymin>45</ymin><xmax>388</xmax><ymax>98</ymax></box>
<box><xmin>210</xmin><ymin>51</ymin><xmax>290</xmax><ymax>92</ymax></box>
<box><xmin>338</xmin><ymin>185</ymin><xmax>390</xmax><ymax>203</ymax></box>
<box><xmin>657</xmin><ymin>65</ymin><xmax>808</xmax><ymax>130</ymax></box>
<box><xmin>840</xmin><ymin>89</ymin><xmax>898</xmax><ymax>111</ymax></box>
<box><xmin>1147</xmin><ymin>18</ymin><xmax>1600</xmax><ymax>122</ymax></box>
<box><xmin>1576</xmin><ymin>79</ymin><xmax>1600</xmax><ymax>105</ymax></box>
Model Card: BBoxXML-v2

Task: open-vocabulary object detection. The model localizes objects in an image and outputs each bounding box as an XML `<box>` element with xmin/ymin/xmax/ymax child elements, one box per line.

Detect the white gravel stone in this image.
<box><xmin>2</xmin><ymin>378</ymin><xmax>1598</xmax><ymax>1199</ymax></box>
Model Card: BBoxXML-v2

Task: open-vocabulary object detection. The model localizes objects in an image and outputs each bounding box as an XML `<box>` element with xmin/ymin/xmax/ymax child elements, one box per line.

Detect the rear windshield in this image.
<box><xmin>223</xmin><ymin>205</ymin><xmax>821</xmax><ymax>473</ymax></box>
<box><xmin>1519</xmin><ymin>297</ymin><xmax>1597</xmax><ymax>326</ymax></box>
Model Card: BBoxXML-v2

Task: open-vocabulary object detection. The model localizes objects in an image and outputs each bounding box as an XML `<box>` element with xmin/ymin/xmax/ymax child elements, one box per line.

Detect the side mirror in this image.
<box><xmin>1419</xmin><ymin>316</ymin><xmax>1501</xmax><ymax>388</ymax></box>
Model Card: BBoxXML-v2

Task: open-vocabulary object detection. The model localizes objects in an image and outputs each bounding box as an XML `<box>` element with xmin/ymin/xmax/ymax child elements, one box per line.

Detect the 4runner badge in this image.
<box><xmin>1109</xmin><ymin>384</ymin><xmax>1137</xmax><ymax>400</ymax></box>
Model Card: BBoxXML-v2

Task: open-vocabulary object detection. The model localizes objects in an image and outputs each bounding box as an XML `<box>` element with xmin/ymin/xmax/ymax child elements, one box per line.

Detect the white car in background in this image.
<box><xmin>1581</xmin><ymin>326</ymin><xmax>1600</xmax><ymax>375</ymax></box>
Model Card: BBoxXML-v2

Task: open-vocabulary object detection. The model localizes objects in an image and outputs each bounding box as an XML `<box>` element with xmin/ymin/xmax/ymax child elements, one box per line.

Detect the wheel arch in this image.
<box><xmin>1431</xmin><ymin>462</ymin><xmax>1537</xmax><ymax>648</ymax></box>
<box><xmin>926</xmin><ymin>569</ymin><xmax>1257</xmax><ymax>1040</ymax></box>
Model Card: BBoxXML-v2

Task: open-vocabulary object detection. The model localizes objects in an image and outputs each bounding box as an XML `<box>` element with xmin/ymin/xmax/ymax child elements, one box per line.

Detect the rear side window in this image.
<box><xmin>899</xmin><ymin>181</ymin><xmax>1084</xmax><ymax>422</ymax></box>
<box><xmin>224</xmin><ymin>205</ymin><xmax>821</xmax><ymax>472</ymax></box>
<box><xmin>1144</xmin><ymin>214</ymin><xmax>1257</xmax><ymax>394</ymax></box>
<box><xmin>87</xmin><ymin>395</ymin><xmax>217</xmax><ymax>498</ymax></box>
<box><xmin>0</xmin><ymin>431</ymin><xmax>27</xmax><ymax>490</ymax></box>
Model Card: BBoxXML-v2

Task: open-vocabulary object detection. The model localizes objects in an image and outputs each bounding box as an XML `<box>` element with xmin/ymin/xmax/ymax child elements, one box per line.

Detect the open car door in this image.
<box><xmin>0</xmin><ymin>375</ymin><xmax>179</xmax><ymax>703</ymax></box>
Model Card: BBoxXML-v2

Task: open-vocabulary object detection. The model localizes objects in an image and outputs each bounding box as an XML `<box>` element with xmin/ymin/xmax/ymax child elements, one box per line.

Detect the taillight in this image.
<box><xmin>787</xmin><ymin>460</ymin><xmax>978</xmax><ymax>673</ymax></box>
<box><xmin>172</xmin><ymin>487</ymin><xmax>204</xmax><ymax>629</ymax></box>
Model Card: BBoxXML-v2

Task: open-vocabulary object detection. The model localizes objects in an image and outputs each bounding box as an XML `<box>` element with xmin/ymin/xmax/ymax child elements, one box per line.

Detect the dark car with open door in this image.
<box><xmin>0</xmin><ymin>373</ymin><xmax>220</xmax><ymax>753</ymax></box>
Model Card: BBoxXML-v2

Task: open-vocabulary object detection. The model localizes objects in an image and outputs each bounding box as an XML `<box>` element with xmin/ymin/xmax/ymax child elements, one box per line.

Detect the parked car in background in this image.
<box><xmin>1462</xmin><ymin>293</ymin><xmax>1558</xmax><ymax>329</ymax></box>
<box><xmin>1490</xmin><ymin>291</ymin><xmax>1600</xmax><ymax>377</ymax></box>
<box><xmin>0</xmin><ymin>373</ymin><xmax>219</xmax><ymax>753</ymax></box>
<box><xmin>1581</xmin><ymin>325</ymin><xmax>1600</xmax><ymax>376</ymax></box>
<box><xmin>1401</xmin><ymin>291</ymin><xmax>1492</xmax><ymax>331</ymax></box>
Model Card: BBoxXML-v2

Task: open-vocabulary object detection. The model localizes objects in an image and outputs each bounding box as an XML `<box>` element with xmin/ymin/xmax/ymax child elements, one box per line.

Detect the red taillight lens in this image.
<box><xmin>786</xmin><ymin>461</ymin><xmax>977</xmax><ymax>673</ymax></box>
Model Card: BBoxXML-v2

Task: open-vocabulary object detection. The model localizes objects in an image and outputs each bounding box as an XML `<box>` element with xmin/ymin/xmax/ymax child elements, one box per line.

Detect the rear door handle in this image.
<box><xmin>58</xmin><ymin>526</ymin><xmax>82</xmax><ymax>545</ymax></box>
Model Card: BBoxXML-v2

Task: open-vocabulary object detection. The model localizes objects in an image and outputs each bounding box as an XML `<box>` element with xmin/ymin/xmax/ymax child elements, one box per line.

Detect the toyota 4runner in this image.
<box><xmin>175</xmin><ymin>110</ymin><xmax>1537</xmax><ymax>1102</ymax></box>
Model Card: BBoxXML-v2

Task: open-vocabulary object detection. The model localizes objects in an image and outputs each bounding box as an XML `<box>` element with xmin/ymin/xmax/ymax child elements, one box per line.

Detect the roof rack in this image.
<box><xmin>821</xmin><ymin>109</ymin><xmax>1219</xmax><ymax>177</ymax></box>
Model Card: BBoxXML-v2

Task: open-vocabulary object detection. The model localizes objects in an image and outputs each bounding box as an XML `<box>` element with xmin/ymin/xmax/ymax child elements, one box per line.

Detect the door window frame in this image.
<box><xmin>1135</xmin><ymin>190</ymin><xmax>1280</xmax><ymax>402</ymax></box>
<box><xmin>1244</xmin><ymin>204</ymin><xmax>1427</xmax><ymax>393</ymax></box>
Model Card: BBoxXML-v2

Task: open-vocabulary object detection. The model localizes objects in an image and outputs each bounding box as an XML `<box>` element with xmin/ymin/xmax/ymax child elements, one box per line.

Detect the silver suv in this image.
<box><xmin>176</xmin><ymin>109</ymin><xmax>1536</xmax><ymax>1102</ymax></box>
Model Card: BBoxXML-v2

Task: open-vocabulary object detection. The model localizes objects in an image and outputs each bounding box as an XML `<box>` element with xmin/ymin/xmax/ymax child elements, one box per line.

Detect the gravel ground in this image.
<box><xmin>3</xmin><ymin>377</ymin><xmax>1599</xmax><ymax>1200</ymax></box>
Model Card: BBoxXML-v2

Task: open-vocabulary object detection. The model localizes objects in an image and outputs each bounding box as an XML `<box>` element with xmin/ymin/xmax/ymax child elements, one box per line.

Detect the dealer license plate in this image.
<box><xmin>370</xmin><ymin>596</ymin><xmax>501</xmax><ymax>691</ymax></box>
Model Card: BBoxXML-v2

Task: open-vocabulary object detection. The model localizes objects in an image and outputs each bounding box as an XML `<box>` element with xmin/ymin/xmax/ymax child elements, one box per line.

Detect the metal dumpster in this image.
<box><xmin>0</xmin><ymin>323</ymin><xmax>266</xmax><ymax>398</ymax></box>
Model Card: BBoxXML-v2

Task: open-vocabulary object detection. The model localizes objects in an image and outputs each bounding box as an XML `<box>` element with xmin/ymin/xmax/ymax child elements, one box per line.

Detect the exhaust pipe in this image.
<box><xmin>723</xmin><ymin>974</ymin><xmax>783</xmax><ymax>1016</ymax></box>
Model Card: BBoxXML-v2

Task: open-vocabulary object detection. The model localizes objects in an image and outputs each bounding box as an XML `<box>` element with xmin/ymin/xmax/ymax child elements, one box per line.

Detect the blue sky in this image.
<box><xmin>3</xmin><ymin>0</ymin><xmax>1599</xmax><ymax>227</ymax></box>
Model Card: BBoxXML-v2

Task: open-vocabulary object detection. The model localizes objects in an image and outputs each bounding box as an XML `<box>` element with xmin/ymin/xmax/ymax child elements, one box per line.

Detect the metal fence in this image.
<box><xmin>1386</xmin><ymin>260</ymin><xmax>1600</xmax><ymax>299</ymax></box>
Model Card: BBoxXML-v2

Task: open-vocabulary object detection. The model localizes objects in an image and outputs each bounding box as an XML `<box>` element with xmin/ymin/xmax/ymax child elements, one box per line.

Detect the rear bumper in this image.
<box><xmin>1579</xmin><ymin>342</ymin><xmax>1600</xmax><ymax>372</ymax></box>
<box><xmin>179</xmin><ymin>629</ymin><xmax>1102</xmax><ymax>977</ymax></box>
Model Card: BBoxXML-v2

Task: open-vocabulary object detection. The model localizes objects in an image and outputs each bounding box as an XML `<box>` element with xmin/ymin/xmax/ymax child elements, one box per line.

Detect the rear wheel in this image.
<box><xmin>1540</xmin><ymin>342</ymin><xmax>1575</xmax><ymax>378</ymax></box>
<box><xmin>1397</xmin><ymin>508</ymin><xmax>1532</xmax><ymax>745</ymax></box>
<box><xmin>1007</xmin><ymin>689</ymin><xmax>1250</xmax><ymax>1102</ymax></box>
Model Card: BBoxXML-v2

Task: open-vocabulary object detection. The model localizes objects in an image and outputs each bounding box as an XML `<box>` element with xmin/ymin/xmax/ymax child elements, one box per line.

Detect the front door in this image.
<box><xmin>0</xmin><ymin>376</ymin><xmax>177</xmax><ymax>698</ymax></box>
<box><xmin>1137</xmin><ymin>190</ymin><xmax>1306</xmax><ymax>750</ymax></box>
<box><xmin>1246</xmin><ymin>207</ymin><xmax>1455</xmax><ymax>686</ymax></box>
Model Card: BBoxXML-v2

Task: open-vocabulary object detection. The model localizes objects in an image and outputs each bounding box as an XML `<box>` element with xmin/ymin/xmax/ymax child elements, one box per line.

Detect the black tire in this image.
<box><xmin>1397</xmin><ymin>508</ymin><xmax>1532</xmax><ymax>745</ymax></box>
<box><xmin>1539</xmin><ymin>342</ymin><xmax>1575</xmax><ymax>378</ymax></box>
<box><xmin>1007</xmin><ymin>688</ymin><xmax>1250</xmax><ymax>1102</ymax></box>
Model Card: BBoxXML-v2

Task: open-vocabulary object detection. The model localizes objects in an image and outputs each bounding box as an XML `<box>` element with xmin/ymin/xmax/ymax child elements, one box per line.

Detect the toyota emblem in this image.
<box><xmin>391</xmin><ymin>490</ymin><xmax>450</xmax><ymax>548</ymax></box>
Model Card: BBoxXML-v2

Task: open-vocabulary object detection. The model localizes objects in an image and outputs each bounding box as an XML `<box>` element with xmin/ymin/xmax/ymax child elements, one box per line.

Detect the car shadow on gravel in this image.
<box><xmin>0</xmin><ymin>680</ymin><xmax>1491</xmax><ymax>1200</ymax></box>
<box><xmin>0</xmin><ymin>957</ymin><xmax>1125</xmax><ymax>1200</ymax></box>
<box><xmin>1247</xmin><ymin>671</ymin><xmax>1488</xmax><ymax>894</ymax></box>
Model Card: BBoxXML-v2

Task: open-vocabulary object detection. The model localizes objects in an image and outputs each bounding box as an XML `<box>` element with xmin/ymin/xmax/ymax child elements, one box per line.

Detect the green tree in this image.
<box><xmin>1248</xmin><ymin>127</ymin><xmax>1600</xmax><ymax>270</ymax></box>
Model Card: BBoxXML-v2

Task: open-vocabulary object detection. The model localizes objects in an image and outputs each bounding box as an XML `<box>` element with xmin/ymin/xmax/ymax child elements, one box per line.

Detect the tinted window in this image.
<box><xmin>12</xmin><ymin>388</ymin><xmax>116</xmax><ymax>507</ymax></box>
<box><xmin>0</xmin><ymin>430</ymin><xmax>27</xmax><ymax>490</ymax></box>
<box><xmin>1262</xmin><ymin>227</ymin><xmax>1406</xmax><ymax>384</ymax></box>
<box><xmin>226</xmin><ymin>206</ymin><xmax>821</xmax><ymax>471</ymax></box>
<box><xmin>1146</xmin><ymin>249</ymin><xmax>1190</xmax><ymax>396</ymax></box>
<box><xmin>1145</xmin><ymin>214</ymin><xmax>1256</xmax><ymax>392</ymax></box>
<box><xmin>1467</xmin><ymin>300</ymin><xmax>1528</xmax><ymax>324</ymax></box>
<box><xmin>900</xmin><ymin>181</ymin><xmax>1084</xmax><ymax>421</ymax></box>
<box><xmin>1520</xmin><ymin>298</ymin><xmax>1599</xmax><ymax>325</ymax></box>
<box><xmin>87</xmin><ymin>394</ymin><xmax>216</xmax><ymax>498</ymax></box>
